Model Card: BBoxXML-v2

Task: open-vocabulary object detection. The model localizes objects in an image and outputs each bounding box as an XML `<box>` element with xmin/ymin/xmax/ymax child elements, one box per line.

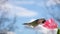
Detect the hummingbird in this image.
<box><xmin>23</xmin><ymin>18</ymin><xmax>46</xmax><ymax>28</ymax></box>
<box><xmin>23</xmin><ymin>18</ymin><xmax>60</xmax><ymax>34</ymax></box>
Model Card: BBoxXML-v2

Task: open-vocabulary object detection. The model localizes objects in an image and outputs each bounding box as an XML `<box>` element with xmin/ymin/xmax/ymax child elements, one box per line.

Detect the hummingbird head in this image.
<box><xmin>37</xmin><ymin>18</ymin><xmax>46</xmax><ymax>24</ymax></box>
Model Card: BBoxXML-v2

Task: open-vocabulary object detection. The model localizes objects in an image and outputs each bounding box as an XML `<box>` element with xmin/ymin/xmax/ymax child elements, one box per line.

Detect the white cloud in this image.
<box><xmin>0</xmin><ymin>3</ymin><xmax>38</xmax><ymax>17</ymax></box>
<box><xmin>7</xmin><ymin>31</ymin><xmax>15</xmax><ymax>34</ymax></box>
<box><xmin>16</xmin><ymin>9</ymin><xmax>37</xmax><ymax>17</ymax></box>
<box><xmin>46</xmin><ymin>0</ymin><xmax>56</xmax><ymax>6</ymax></box>
<box><xmin>46</xmin><ymin>0</ymin><xmax>60</xmax><ymax>6</ymax></box>
<box><xmin>0</xmin><ymin>0</ymin><xmax>8</xmax><ymax>4</ymax></box>
<box><xmin>55</xmin><ymin>0</ymin><xmax>60</xmax><ymax>4</ymax></box>
<box><xmin>37</xmin><ymin>0</ymin><xmax>60</xmax><ymax>7</ymax></box>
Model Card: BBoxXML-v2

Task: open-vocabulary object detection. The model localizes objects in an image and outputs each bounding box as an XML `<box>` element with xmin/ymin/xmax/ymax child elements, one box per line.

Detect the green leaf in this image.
<box><xmin>57</xmin><ymin>29</ymin><xmax>60</xmax><ymax>34</ymax></box>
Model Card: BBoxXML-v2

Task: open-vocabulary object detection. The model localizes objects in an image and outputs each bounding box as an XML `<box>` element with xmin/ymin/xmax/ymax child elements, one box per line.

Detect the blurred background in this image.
<box><xmin>0</xmin><ymin>0</ymin><xmax>60</xmax><ymax>34</ymax></box>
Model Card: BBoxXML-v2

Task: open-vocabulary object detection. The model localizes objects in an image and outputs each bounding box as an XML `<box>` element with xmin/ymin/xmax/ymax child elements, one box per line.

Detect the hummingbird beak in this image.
<box><xmin>23</xmin><ymin>23</ymin><xmax>28</xmax><ymax>25</ymax></box>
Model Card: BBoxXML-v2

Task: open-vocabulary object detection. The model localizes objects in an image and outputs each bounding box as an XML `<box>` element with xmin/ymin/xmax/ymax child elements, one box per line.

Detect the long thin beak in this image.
<box><xmin>23</xmin><ymin>23</ymin><xmax>29</xmax><ymax>25</ymax></box>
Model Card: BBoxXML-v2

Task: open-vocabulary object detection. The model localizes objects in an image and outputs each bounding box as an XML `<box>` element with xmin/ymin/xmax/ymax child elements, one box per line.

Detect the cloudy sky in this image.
<box><xmin>0</xmin><ymin>0</ymin><xmax>60</xmax><ymax>34</ymax></box>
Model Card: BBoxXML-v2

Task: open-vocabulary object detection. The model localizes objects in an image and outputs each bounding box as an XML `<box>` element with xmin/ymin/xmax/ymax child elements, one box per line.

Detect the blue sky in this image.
<box><xmin>0</xmin><ymin>0</ymin><xmax>60</xmax><ymax>34</ymax></box>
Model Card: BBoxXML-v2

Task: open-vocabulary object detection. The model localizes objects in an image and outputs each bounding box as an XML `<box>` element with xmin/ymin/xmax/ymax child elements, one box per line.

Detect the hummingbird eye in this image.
<box><xmin>42</xmin><ymin>20</ymin><xmax>46</xmax><ymax>23</ymax></box>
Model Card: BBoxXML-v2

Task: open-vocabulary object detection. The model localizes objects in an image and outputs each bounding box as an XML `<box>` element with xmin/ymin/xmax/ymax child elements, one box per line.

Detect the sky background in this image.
<box><xmin>0</xmin><ymin>0</ymin><xmax>60</xmax><ymax>34</ymax></box>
